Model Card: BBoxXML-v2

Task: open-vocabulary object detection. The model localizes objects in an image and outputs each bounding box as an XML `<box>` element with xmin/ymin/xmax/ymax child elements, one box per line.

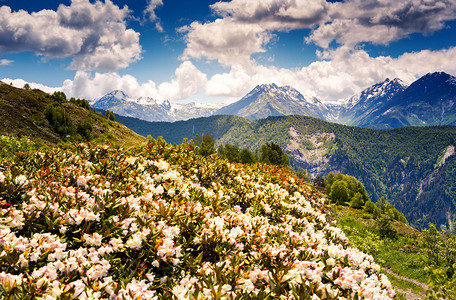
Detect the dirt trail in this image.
<box><xmin>383</xmin><ymin>268</ymin><xmax>427</xmax><ymax>299</ymax></box>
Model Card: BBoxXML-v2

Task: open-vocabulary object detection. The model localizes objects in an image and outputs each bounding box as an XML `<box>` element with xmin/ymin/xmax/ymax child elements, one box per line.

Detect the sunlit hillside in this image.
<box><xmin>0</xmin><ymin>137</ymin><xmax>394</xmax><ymax>299</ymax></box>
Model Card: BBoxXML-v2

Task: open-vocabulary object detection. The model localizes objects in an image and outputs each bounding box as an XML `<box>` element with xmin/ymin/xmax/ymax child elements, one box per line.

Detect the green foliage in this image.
<box><xmin>259</xmin><ymin>142</ymin><xmax>288</xmax><ymax>167</ymax></box>
<box><xmin>364</xmin><ymin>200</ymin><xmax>377</xmax><ymax>213</ymax></box>
<box><xmin>420</xmin><ymin>223</ymin><xmax>456</xmax><ymax>299</ymax></box>
<box><xmin>326</xmin><ymin>172</ymin><xmax>368</xmax><ymax>206</ymax></box>
<box><xmin>23</xmin><ymin>83</ymin><xmax>30</xmax><ymax>90</ymax></box>
<box><xmin>330</xmin><ymin>180</ymin><xmax>349</xmax><ymax>205</ymax></box>
<box><xmin>76</xmin><ymin>120</ymin><xmax>94</xmax><ymax>142</ymax></box>
<box><xmin>0</xmin><ymin>135</ymin><xmax>35</xmax><ymax>160</ymax></box>
<box><xmin>313</xmin><ymin>176</ymin><xmax>325</xmax><ymax>187</ymax></box>
<box><xmin>350</xmin><ymin>192</ymin><xmax>365</xmax><ymax>208</ymax></box>
<box><xmin>50</xmin><ymin>91</ymin><xmax>67</xmax><ymax>103</ymax></box>
<box><xmin>193</xmin><ymin>133</ymin><xmax>216</xmax><ymax>156</ymax></box>
<box><xmin>373</xmin><ymin>206</ymin><xmax>383</xmax><ymax>219</ymax></box>
<box><xmin>69</xmin><ymin>97</ymin><xmax>90</xmax><ymax>110</ymax></box>
<box><xmin>218</xmin><ymin>143</ymin><xmax>240</xmax><ymax>162</ymax></box>
<box><xmin>45</xmin><ymin>103</ymin><xmax>74</xmax><ymax>138</ymax></box>
<box><xmin>376</xmin><ymin>217</ymin><xmax>398</xmax><ymax>239</ymax></box>
<box><xmin>239</xmin><ymin>148</ymin><xmax>256</xmax><ymax>164</ymax></box>
<box><xmin>106</xmin><ymin>109</ymin><xmax>115</xmax><ymax>121</ymax></box>
<box><xmin>338</xmin><ymin>214</ymin><xmax>383</xmax><ymax>255</ymax></box>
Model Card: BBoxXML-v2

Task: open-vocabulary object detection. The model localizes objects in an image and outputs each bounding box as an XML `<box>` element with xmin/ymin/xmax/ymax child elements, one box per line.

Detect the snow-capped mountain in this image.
<box><xmin>335</xmin><ymin>78</ymin><xmax>408</xmax><ymax>126</ymax></box>
<box><xmin>91</xmin><ymin>91</ymin><xmax>222</xmax><ymax>122</ymax></box>
<box><xmin>92</xmin><ymin>72</ymin><xmax>456</xmax><ymax>128</ymax></box>
<box><xmin>215</xmin><ymin>83</ymin><xmax>327</xmax><ymax>120</ymax></box>
<box><xmin>90</xmin><ymin>90</ymin><xmax>130</xmax><ymax>110</ymax></box>
<box><xmin>356</xmin><ymin>72</ymin><xmax>456</xmax><ymax>128</ymax></box>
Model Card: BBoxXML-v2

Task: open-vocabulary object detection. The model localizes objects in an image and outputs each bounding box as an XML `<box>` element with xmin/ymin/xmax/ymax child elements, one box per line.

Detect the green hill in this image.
<box><xmin>0</xmin><ymin>82</ymin><xmax>145</xmax><ymax>147</ymax></box>
<box><xmin>130</xmin><ymin>115</ymin><xmax>456</xmax><ymax>229</ymax></box>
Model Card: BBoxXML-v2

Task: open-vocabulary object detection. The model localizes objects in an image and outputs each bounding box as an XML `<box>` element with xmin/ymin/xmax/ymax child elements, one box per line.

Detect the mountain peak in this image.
<box><xmin>215</xmin><ymin>83</ymin><xmax>325</xmax><ymax>120</ymax></box>
<box><xmin>107</xmin><ymin>90</ymin><xmax>129</xmax><ymax>99</ymax></box>
<box><xmin>252</xmin><ymin>83</ymin><xmax>280</xmax><ymax>94</ymax></box>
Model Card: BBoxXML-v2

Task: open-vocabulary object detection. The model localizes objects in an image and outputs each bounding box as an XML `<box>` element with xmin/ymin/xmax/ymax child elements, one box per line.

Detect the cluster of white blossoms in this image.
<box><xmin>0</xmin><ymin>141</ymin><xmax>395</xmax><ymax>299</ymax></box>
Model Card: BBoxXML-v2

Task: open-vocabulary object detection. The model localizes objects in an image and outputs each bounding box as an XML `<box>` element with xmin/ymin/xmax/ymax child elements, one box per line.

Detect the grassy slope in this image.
<box><xmin>0</xmin><ymin>82</ymin><xmax>145</xmax><ymax>147</ymax></box>
<box><xmin>330</xmin><ymin>204</ymin><xmax>429</xmax><ymax>297</ymax></box>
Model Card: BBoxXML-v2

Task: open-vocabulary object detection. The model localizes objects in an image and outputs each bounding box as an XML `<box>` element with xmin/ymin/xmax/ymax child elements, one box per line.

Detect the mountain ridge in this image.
<box><xmin>92</xmin><ymin>90</ymin><xmax>221</xmax><ymax>122</ymax></box>
<box><xmin>93</xmin><ymin>72</ymin><xmax>456</xmax><ymax>129</ymax></box>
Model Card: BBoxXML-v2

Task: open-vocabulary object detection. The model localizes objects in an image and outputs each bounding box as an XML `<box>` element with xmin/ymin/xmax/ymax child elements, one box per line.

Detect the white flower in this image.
<box><xmin>326</xmin><ymin>258</ymin><xmax>336</xmax><ymax>266</ymax></box>
<box><xmin>14</xmin><ymin>174</ymin><xmax>28</xmax><ymax>186</ymax></box>
<box><xmin>126</xmin><ymin>236</ymin><xmax>142</xmax><ymax>250</ymax></box>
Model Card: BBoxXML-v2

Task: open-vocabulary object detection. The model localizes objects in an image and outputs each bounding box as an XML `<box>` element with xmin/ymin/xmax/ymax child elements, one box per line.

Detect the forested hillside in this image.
<box><xmin>137</xmin><ymin>115</ymin><xmax>456</xmax><ymax>229</ymax></box>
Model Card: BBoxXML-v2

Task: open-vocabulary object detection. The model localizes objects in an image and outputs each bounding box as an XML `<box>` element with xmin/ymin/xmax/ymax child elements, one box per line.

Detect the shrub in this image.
<box><xmin>76</xmin><ymin>121</ymin><xmax>94</xmax><ymax>141</ymax></box>
<box><xmin>51</xmin><ymin>91</ymin><xmax>67</xmax><ymax>102</ymax></box>
<box><xmin>70</xmin><ymin>97</ymin><xmax>91</xmax><ymax>110</ymax></box>
<box><xmin>45</xmin><ymin>103</ymin><xmax>74</xmax><ymax>138</ymax></box>
<box><xmin>330</xmin><ymin>180</ymin><xmax>349</xmax><ymax>205</ymax></box>
<box><xmin>259</xmin><ymin>142</ymin><xmax>289</xmax><ymax>167</ymax></box>
<box><xmin>0</xmin><ymin>140</ymin><xmax>395</xmax><ymax>299</ymax></box>
<box><xmin>364</xmin><ymin>200</ymin><xmax>377</xmax><ymax>213</ymax></box>
<box><xmin>106</xmin><ymin>110</ymin><xmax>115</xmax><ymax>121</ymax></box>
<box><xmin>376</xmin><ymin>217</ymin><xmax>398</xmax><ymax>239</ymax></box>
<box><xmin>350</xmin><ymin>192</ymin><xmax>365</xmax><ymax>209</ymax></box>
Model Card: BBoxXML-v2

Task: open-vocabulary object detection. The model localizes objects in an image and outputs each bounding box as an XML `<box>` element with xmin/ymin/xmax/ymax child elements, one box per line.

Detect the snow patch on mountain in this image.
<box><xmin>92</xmin><ymin>91</ymin><xmax>222</xmax><ymax>122</ymax></box>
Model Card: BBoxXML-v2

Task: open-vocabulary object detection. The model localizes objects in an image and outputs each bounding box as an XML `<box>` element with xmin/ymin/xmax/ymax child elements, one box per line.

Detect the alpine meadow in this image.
<box><xmin>2</xmin><ymin>0</ymin><xmax>456</xmax><ymax>299</ymax></box>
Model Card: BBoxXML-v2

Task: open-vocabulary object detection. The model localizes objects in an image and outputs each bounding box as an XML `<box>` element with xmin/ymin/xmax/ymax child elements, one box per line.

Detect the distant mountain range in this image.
<box><xmin>91</xmin><ymin>90</ymin><xmax>222</xmax><ymax>122</ymax></box>
<box><xmin>92</xmin><ymin>72</ymin><xmax>456</xmax><ymax>129</ymax></box>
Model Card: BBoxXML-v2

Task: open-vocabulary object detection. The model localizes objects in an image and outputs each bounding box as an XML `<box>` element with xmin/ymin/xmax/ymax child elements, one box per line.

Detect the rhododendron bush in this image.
<box><xmin>0</xmin><ymin>138</ymin><xmax>395</xmax><ymax>299</ymax></box>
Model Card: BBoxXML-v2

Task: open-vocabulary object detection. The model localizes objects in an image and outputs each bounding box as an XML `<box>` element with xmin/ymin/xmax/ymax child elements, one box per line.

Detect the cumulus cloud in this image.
<box><xmin>158</xmin><ymin>61</ymin><xmax>208</xmax><ymax>100</ymax></box>
<box><xmin>181</xmin><ymin>0</ymin><xmax>456</xmax><ymax>67</ymax></box>
<box><xmin>1</xmin><ymin>77</ymin><xmax>60</xmax><ymax>94</ymax></box>
<box><xmin>0</xmin><ymin>0</ymin><xmax>142</xmax><ymax>71</ymax></box>
<box><xmin>205</xmin><ymin>46</ymin><xmax>456</xmax><ymax>102</ymax></box>
<box><xmin>60</xmin><ymin>71</ymin><xmax>161</xmax><ymax>100</ymax></box>
<box><xmin>180</xmin><ymin>18</ymin><xmax>272</xmax><ymax>67</ymax></box>
<box><xmin>308</xmin><ymin>0</ymin><xmax>456</xmax><ymax>47</ymax></box>
<box><xmin>210</xmin><ymin>0</ymin><xmax>329</xmax><ymax>30</ymax></box>
<box><xmin>0</xmin><ymin>59</ymin><xmax>13</xmax><ymax>66</ymax></box>
<box><xmin>143</xmin><ymin>0</ymin><xmax>164</xmax><ymax>32</ymax></box>
<box><xmin>2</xmin><ymin>62</ymin><xmax>209</xmax><ymax>102</ymax></box>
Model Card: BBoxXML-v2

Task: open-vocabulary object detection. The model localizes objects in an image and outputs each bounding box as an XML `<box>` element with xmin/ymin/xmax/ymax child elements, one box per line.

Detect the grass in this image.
<box><xmin>0</xmin><ymin>82</ymin><xmax>146</xmax><ymax>147</ymax></box>
<box><xmin>331</xmin><ymin>204</ymin><xmax>430</xmax><ymax>293</ymax></box>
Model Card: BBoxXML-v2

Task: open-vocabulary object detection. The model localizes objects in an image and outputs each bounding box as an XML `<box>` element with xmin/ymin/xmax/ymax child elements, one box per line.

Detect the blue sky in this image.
<box><xmin>1</xmin><ymin>0</ymin><xmax>456</xmax><ymax>104</ymax></box>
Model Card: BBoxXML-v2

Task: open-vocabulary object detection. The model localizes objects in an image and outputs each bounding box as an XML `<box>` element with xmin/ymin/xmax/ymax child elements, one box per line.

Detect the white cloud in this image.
<box><xmin>308</xmin><ymin>0</ymin><xmax>456</xmax><ymax>47</ymax></box>
<box><xmin>181</xmin><ymin>0</ymin><xmax>456</xmax><ymax>69</ymax></box>
<box><xmin>1</xmin><ymin>78</ymin><xmax>60</xmax><ymax>93</ymax></box>
<box><xmin>2</xmin><ymin>62</ymin><xmax>208</xmax><ymax>102</ymax></box>
<box><xmin>180</xmin><ymin>18</ymin><xmax>272</xmax><ymax>67</ymax></box>
<box><xmin>143</xmin><ymin>0</ymin><xmax>164</xmax><ymax>32</ymax></box>
<box><xmin>210</xmin><ymin>0</ymin><xmax>329</xmax><ymax>30</ymax></box>
<box><xmin>0</xmin><ymin>0</ymin><xmax>142</xmax><ymax>71</ymax></box>
<box><xmin>4</xmin><ymin>46</ymin><xmax>456</xmax><ymax>105</ymax></box>
<box><xmin>0</xmin><ymin>59</ymin><xmax>13</xmax><ymax>66</ymax></box>
<box><xmin>158</xmin><ymin>61</ymin><xmax>208</xmax><ymax>100</ymax></box>
<box><xmin>204</xmin><ymin>46</ymin><xmax>456</xmax><ymax>103</ymax></box>
<box><xmin>60</xmin><ymin>71</ymin><xmax>161</xmax><ymax>100</ymax></box>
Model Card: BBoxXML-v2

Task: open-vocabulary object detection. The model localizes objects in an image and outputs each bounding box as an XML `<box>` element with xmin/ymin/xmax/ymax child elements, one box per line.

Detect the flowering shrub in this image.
<box><xmin>0</xmin><ymin>137</ymin><xmax>395</xmax><ymax>299</ymax></box>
